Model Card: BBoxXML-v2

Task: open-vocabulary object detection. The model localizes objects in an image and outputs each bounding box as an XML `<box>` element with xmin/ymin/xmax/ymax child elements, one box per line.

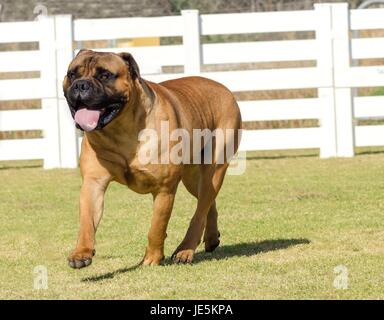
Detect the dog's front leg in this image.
<box><xmin>68</xmin><ymin>176</ymin><xmax>110</xmax><ymax>269</ymax></box>
<box><xmin>142</xmin><ymin>191</ymin><xmax>176</xmax><ymax>266</ymax></box>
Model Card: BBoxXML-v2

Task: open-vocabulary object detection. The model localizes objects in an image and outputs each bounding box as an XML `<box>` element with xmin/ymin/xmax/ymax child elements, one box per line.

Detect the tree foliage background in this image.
<box><xmin>169</xmin><ymin>0</ymin><xmax>367</xmax><ymax>14</ymax></box>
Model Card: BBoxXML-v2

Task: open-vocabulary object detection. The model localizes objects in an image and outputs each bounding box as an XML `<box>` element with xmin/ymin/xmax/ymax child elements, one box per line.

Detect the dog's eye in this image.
<box><xmin>67</xmin><ymin>71</ymin><xmax>76</xmax><ymax>81</ymax></box>
<box><xmin>99</xmin><ymin>71</ymin><xmax>112</xmax><ymax>81</ymax></box>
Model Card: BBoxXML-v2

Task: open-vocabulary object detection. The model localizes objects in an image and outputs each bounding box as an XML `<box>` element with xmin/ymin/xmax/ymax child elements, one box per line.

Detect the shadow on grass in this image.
<box><xmin>81</xmin><ymin>262</ymin><xmax>142</xmax><ymax>282</ymax></box>
<box><xmin>82</xmin><ymin>238</ymin><xmax>309</xmax><ymax>283</ymax></box>
<box><xmin>169</xmin><ymin>238</ymin><xmax>310</xmax><ymax>265</ymax></box>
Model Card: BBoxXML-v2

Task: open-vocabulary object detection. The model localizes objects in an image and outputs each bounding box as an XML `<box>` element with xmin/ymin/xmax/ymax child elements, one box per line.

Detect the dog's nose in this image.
<box><xmin>74</xmin><ymin>80</ymin><xmax>91</xmax><ymax>92</ymax></box>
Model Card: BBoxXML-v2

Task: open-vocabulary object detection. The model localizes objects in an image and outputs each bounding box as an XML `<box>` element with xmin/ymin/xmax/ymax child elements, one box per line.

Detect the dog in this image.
<box><xmin>63</xmin><ymin>49</ymin><xmax>241</xmax><ymax>268</ymax></box>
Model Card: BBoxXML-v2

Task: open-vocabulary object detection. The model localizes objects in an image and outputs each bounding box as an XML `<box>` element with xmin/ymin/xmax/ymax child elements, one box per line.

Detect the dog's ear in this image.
<box><xmin>118</xmin><ymin>52</ymin><xmax>140</xmax><ymax>80</ymax></box>
<box><xmin>75</xmin><ymin>48</ymin><xmax>91</xmax><ymax>57</ymax></box>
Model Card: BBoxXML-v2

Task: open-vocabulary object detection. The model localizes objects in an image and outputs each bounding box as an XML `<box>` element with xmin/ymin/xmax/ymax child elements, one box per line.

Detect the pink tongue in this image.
<box><xmin>74</xmin><ymin>108</ymin><xmax>101</xmax><ymax>131</ymax></box>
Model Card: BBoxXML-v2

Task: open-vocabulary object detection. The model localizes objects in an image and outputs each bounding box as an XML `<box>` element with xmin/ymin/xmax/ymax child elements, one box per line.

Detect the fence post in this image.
<box><xmin>332</xmin><ymin>3</ymin><xmax>355</xmax><ymax>157</ymax></box>
<box><xmin>54</xmin><ymin>15</ymin><xmax>78</xmax><ymax>168</ymax></box>
<box><xmin>39</xmin><ymin>16</ymin><xmax>61</xmax><ymax>169</ymax></box>
<box><xmin>181</xmin><ymin>10</ymin><xmax>202</xmax><ymax>75</ymax></box>
<box><xmin>314</xmin><ymin>3</ymin><xmax>337</xmax><ymax>158</ymax></box>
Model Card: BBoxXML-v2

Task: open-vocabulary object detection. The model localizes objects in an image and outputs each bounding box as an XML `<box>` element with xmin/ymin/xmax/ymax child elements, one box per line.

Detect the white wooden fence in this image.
<box><xmin>1</xmin><ymin>2</ymin><xmax>384</xmax><ymax>168</ymax></box>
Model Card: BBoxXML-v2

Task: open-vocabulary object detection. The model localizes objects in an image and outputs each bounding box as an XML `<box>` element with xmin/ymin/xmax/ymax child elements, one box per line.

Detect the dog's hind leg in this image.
<box><xmin>174</xmin><ymin>163</ymin><xmax>228</xmax><ymax>263</ymax></box>
<box><xmin>203</xmin><ymin>201</ymin><xmax>220</xmax><ymax>252</ymax></box>
<box><xmin>182</xmin><ymin>166</ymin><xmax>221</xmax><ymax>253</ymax></box>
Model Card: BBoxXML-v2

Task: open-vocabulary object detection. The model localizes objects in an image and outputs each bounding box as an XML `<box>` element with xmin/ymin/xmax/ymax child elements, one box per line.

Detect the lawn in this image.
<box><xmin>0</xmin><ymin>149</ymin><xmax>384</xmax><ymax>299</ymax></box>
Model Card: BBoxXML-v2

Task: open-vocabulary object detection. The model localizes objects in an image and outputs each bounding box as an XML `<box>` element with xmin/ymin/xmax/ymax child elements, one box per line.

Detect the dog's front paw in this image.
<box><xmin>142</xmin><ymin>248</ymin><xmax>164</xmax><ymax>266</ymax></box>
<box><xmin>68</xmin><ymin>248</ymin><xmax>95</xmax><ymax>269</ymax></box>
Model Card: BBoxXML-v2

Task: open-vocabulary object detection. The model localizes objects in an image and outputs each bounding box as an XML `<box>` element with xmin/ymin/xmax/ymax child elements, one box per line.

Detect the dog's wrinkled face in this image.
<box><xmin>63</xmin><ymin>50</ymin><xmax>140</xmax><ymax>131</ymax></box>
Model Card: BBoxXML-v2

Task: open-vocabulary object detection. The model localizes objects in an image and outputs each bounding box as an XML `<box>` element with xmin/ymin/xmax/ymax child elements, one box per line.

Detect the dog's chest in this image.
<box><xmin>123</xmin><ymin>163</ymin><xmax>159</xmax><ymax>194</ymax></box>
<box><xmin>97</xmin><ymin>151</ymin><xmax>160</xmax><ymax>193</ymax></box>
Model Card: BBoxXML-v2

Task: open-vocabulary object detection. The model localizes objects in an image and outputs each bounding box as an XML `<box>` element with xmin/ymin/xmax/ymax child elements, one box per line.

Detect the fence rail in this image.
<box><xmin>1</xmin><ymin>3</ymin><xmax>384</xmax><ymax>168</ymax></box>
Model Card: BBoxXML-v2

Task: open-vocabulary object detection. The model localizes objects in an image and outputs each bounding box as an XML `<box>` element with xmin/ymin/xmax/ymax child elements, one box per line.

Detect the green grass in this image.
<box><xmin>1</xmin><ymin>149</ymin><xmax>384</xmax><ymax>299</ymax></box>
